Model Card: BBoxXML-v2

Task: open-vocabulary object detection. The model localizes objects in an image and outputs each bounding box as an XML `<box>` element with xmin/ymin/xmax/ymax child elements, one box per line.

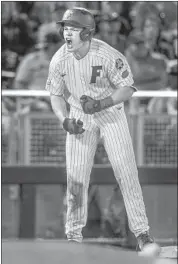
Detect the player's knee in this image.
<box><xmin>68</xmin><ymin>179</ymin><xmax>85</xmax><ymax>196</ymax></box>
<box><xmin>67</xmin><ymin>180</ymin><xmax>85</xmax><ymax>208</ymax></box>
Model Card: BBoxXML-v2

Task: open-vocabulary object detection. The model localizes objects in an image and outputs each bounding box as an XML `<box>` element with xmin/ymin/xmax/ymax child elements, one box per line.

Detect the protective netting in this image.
<box><xmin>23</xmin><ymin>114</ymin><xmax>178</xmax><ymax>166</ymax></box>
<box><xmin>143</xmin><ymin>116</ymin><xmax>177</xmax><ymax>165</ymax></box>
<box><xmin>29</xmin><ymin>117</ymin><xmax>66</xmax><ymax>164</ymax></box>
<box><xmin>1</xmin><ymin>114</ymin><xmax>177</xmax><ymax>166</ymax></box>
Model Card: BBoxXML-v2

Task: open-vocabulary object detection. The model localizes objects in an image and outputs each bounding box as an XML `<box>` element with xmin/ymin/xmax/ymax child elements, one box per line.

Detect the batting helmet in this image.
<box><xmin>57</xmin><ymin>7</ymin><xmax>95</xmax><ymax>41</ymax></box>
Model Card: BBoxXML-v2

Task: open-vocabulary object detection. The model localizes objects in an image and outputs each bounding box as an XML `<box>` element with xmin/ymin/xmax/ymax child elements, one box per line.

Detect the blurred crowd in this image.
<box><xmin>2</xmin><ymin>2</ymin><xmax>177</xmax><ymax>113</ymax></box>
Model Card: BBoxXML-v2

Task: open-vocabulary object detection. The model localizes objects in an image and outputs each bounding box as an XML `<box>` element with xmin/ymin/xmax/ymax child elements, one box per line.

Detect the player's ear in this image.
<box><xmin>59</xmin><ymin>26</ymin><xmax>64</xmax><ymax>39</ymax></box>
<box><xmin>80</xmin><ymin>28</ymin><xmax>94</xmax><ymax>41</ymax></box>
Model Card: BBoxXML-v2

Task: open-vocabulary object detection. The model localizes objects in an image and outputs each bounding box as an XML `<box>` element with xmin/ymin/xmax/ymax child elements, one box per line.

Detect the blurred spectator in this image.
<box><xmin>2</xmin><ymin>12</ymin><xmax>36</xmax><ymax>56</ymax></box>
<box><xmin>159</xmin><ymin>21</ymin><xmax>177</xmax><ymax>60</ymax></box>
<box><xmin>28</xmin><ymin>2</ymin><xmax>56</xmax><ymax>23</ymax></box>
<box><xmin>36</xmin><ymin>2</ymin><xmax>67</xmax><ymax>43</ymax></box>
<box><xmin>1</xmin><ymin>4</ymin><xmax>41</xmax><ymax>84</ymax></box>
<box><xmin>95</xmin><ymin>14</ymin><xmax>126</xmax><ymax>54</ymax></box>
<box><xmin>166</xmin><ymin>30</ymin><xmax>177</xmax><ymax>91</ymax></box>
<box><xmin>2</xmin><ymin>97</ymin><xmax>17</xmax><ymax>164</ymax></box>
<box><xmin>14</xmin><ymin>31</ymin><xmax>63</xmax><ymax>90</ymax></box>
<box><xmin>155</xmin><ymin>2</ymin><xmax>177</xmax><ymax>30</ymax></box>
<box><xmin>166</xmin><ymin>60</ymin><xmax>177</xmax><ymax>115</ymax></box>
<box><xmin>107</xmin><ymin>15</ymin><xmax>127</xmax><ymax>54</ymax></box>
<box><xmin>1</xmin><ymin>48</ymin><xmax>20</xmax><ymax>73</ymax></box>
<box><xmin>1</xmin><ymin>2</ymin><xmax>16</xmax><ymax>24</ymax></box>
<box><xmin>104</xmin><ymin>1</ymin><xmax>132</xmax><ymax>36</ymax></box>
<box><xmin>126</xmin><ymin>15</ymin><xmax>168</xmax><ymax>113</ymax></box>
<box><xmin>95</xmin><ymin>15</ymin><xmax>111</xmax><ymax>43</ymax></box>
<box><xmin>13</xmin><ymin>31</ymin><xmax>64</xmax><ymax>112</ymax></box>
<box><xmin>129</xmin><ymin>2</ymin><xmax>177</xmax><ymax>59</ymax></box>
<box><xmin>130</xmin><ymin>2</ymin><xmax>162</xmax><ymax>30</ymax></box>
<box><xmin>167</xmin><ymin>97</ymin><xmax>177</xmax><ymax>116</ymax></box>
<box><xmin>147</xmin><ymin>88</ymin><xmax>170</xmax><ymax>114</ymax></box>
<box><xmin>2</xmin><ymin>101</ymin><xmax>12</xmax><ymax>136</ymax></box>
<box><xmin>147</xmin><ymin>47</ymin><xmax>177</xmax><ymax>115</ymax></box>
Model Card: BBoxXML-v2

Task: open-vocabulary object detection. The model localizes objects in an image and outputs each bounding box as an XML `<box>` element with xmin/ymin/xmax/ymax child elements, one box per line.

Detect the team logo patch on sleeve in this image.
<box><xmin>122</xmin><ymin>69</ymin><xmax>129</xmax><ymax>78</ymax></box>
<box><xmin>115</xmin><ymin>58</ymin><xmax>124</xmax><ymax>70</ymax></box>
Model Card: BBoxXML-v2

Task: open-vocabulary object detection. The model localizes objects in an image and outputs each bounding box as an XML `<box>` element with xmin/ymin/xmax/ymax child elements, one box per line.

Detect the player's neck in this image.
<box><xmin>73</xmin><ymin>41</ymin><xmax>91</xmax><ymax>60</ymax></box>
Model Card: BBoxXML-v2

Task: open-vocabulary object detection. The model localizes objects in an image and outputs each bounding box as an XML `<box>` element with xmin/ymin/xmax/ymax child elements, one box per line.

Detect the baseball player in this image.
<box><xmin>45</xmin><ymin>7</ymin><xmax>160</xmax><ymax>257</ymax></box>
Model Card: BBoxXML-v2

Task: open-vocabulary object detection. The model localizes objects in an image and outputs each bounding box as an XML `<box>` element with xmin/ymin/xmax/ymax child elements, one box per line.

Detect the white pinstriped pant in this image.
<box><xmin>65</xmin><ymin>105</ymin><xmax>149</xmax><ymax>242</ymax></box>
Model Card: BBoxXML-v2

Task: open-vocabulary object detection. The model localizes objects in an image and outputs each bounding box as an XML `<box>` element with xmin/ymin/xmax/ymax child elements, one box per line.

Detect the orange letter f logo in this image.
<box><xmin>90</xmin><ymin>66</ymin><xmax>102</xmax><ymax>84</ymax></box>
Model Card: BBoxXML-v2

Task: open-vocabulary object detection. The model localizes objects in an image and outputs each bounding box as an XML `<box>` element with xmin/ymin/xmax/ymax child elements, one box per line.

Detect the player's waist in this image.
<box><xmin>70</xmin><ymin>102</ymin><xmax>124</xmax><ymax>117</ymax></box>
<box><xmin>68</xmin><ymin>93</ymin><xmax>124</xmax><ymax>118</ymax></box>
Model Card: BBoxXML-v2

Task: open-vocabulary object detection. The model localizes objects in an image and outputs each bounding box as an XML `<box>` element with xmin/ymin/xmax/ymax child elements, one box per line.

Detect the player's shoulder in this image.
<box><xmin>50</xmin><ymin>44</ymin><xmax>70</xmax><ymax>67</ymax></box>
<box><xmin>91</xmin><ymin>38</ymin><xmax>126</xmax><ymax>61</ymax></box>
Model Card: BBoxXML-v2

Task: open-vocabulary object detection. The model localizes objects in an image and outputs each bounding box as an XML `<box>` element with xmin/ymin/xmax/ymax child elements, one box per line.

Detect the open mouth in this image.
<box><xmin>66</xmin><ymin>38</ymin><xmax>72</xmax><ymax>48</ymax></box>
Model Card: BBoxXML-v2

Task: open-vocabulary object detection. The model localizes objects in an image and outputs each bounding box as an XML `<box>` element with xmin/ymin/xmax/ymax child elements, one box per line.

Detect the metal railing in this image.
<box><xmin>2</xmin><ymin>112</ymin><xmax>177</xmax><ymax>167</ymax></box>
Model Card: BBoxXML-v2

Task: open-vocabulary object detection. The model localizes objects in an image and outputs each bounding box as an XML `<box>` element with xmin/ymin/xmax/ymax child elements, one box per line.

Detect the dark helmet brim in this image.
<box><xmin>56</xmin><ymin>20</ymin><xmax>84</xmax><ymax>28</ymax></box>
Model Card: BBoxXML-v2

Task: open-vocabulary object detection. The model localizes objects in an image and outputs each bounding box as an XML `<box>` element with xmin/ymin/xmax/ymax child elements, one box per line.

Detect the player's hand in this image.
<box><xmin>80</xmin><ymin>95</ymin><xmax>101</xmax><ymax>114</ymax></box>
<box><xmin>63</xmin><ymin>118</ymin><xmax>85</xmax><ymax>134</ymax></box>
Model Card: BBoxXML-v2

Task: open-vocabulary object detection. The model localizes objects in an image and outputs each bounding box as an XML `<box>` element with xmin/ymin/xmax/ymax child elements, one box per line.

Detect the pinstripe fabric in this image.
<box><xmin>95</xmin><ymin>107</ymin><xmax>149</xmax><ymax>237</ymax></box>
<box><xmin>65</xmin><ymin>107</ymin><xmax>100</xmax><ymax>242</ymax></box>
<box><xmin>45</xmin><ymin>38</ymin><xmax>135</xmax><ymax>108</ymax></box>
<box><xmin>45</xmin><ymin>38</ymin><xmax>149</xmax><ymax>241</ymax></box>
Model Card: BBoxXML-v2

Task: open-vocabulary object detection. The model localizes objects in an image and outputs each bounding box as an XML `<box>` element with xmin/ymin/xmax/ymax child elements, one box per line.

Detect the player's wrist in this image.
<box><xmin>99</xmin><ymin>96</ymin><xmax>114</xmax><ymax>110</ymax></box>
<box><xmin>62</xmin><ymin>118</ymin><xmax>69</xmax><ymax>130</ymax></box>
<box><xmin>60</xmin><ymin>116</ymin><xmax>68</xmax><ymax>128</ymax></box>
<box><xmin>62</xmin><ymin>116</ymin><xmax>67</xmax><ymax>123</ymax></box>
<box><xmin>63</xmin><ymin>88</ymin><xmax>72</xmax><ymax>103</ymax></box>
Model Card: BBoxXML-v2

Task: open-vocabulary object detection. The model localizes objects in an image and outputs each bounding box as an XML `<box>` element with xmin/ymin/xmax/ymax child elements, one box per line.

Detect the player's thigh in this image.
<box><xmin>66</xmin><ymin>128</ymin><xmax>99</xmax><ymax>168</ymax></box>
<box><xmin>103</xmin><ymin>111</ymin><xmax>136</xmax><ymax>167</ymax></box>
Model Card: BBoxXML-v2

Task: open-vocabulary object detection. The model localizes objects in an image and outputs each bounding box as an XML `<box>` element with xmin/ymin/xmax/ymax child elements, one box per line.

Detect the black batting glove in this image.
<box><xmin>63</xmin><ymin>118</ymin><xmax>85</xmax><ymax>134</ymax></box>
<box><xmin>80</xmin><ymin>95</ymin><xmax>101</xmax><ymax>114</ymax></box>
<box><xmin>80</xmin><ymin>95</ymin><xmax>114</xmax><ymax>115</ymax></box>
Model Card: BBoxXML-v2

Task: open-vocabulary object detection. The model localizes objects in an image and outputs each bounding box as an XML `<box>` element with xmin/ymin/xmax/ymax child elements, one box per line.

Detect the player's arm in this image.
<box><xmin>80</xmin><ymin>55</ymin><xmax>136</xmax><ymax>114</ymax></box>
<box><xmin>109</xmin><ymin>54</ymin><xmax>137</xmax><ymax>105</ymax></box>
<box><xmin>50</xmin><ymin>93</ymin><xmax>84</xmax><ymax>134</ymax></box>
<box><xmin>46</xmin><ymin>61</ymin><xmax>84</xmax><ymax>134</ymax></box>
<box><xmin>50</xmin><ymin>94</ymin><xmax>68</xmax><ymax>124</ymax></box>
<box><xmin>110</xmin><ymin>84</ymin><xmax>135</xmax><ymax>105</ymax></box>
<box><xmin>45</xmin><ymin>58</ymin><xmax>67</xmax><ymax>122</ymax></box>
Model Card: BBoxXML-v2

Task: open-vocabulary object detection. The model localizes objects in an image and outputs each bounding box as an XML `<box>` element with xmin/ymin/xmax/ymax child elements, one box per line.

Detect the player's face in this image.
<box><xmin>63</xmin><ymin>25</ymin><xmax>84</xmax><ymax>52</ymax></box>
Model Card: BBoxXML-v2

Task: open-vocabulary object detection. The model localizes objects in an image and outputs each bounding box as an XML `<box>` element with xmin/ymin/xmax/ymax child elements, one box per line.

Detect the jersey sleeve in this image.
<box><xmin>45</xmin><ymin>57</ymin><xmax>65</xmax><ymax>96</ymax></box>
<box><xmin>107</xmin><ymin>51</ymin><xmax>137</xmax><ymax>90</ymax></box>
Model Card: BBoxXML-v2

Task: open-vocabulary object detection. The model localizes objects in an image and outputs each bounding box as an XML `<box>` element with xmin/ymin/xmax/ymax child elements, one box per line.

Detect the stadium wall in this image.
<box><xmin>2</xmin><ymin>166</ymin><xmax>177</xmax><ymax>247</ymax></box>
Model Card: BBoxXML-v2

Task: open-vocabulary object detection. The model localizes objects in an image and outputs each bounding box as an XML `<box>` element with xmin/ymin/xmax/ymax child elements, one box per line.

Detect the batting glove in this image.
<box><xmin>63</xmin><ymin>118</ymin><xmax>85</xmax><ymax>134</ymax></box>
<box><xmin>80</xmin><ymin>95</ymin><xmax>114</xmax><ymax>115</ymax></box>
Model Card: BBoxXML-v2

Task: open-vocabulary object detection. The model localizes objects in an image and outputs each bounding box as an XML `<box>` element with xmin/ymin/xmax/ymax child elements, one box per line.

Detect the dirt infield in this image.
<box><xmin>2</xmin><ymin>240</ymin><xmax>177</xmax><ymax>264</ymax></box>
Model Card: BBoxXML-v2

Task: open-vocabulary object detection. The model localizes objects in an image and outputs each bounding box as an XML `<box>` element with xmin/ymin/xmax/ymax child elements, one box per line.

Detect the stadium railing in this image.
<box><xmin>2</xmin><ymin>89</ymin><xmax>177</xmax><ymax>166</ymax></box>
<box><xmin>2</xmin><ymin>90</ymin><xmax>177</xmax><ymax>242</ymax></box>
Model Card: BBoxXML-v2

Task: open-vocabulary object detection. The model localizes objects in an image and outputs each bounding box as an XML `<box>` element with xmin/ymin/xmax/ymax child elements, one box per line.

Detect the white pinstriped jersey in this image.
<box><xmin>45</xmin><ymin>38</ymin><xmax>150</xmax><ymax>241</ymax></box>
<box><xmin>45</xmin><ymin>38</ymin><xmax>135</xmax><ymax>110</ymax></box>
